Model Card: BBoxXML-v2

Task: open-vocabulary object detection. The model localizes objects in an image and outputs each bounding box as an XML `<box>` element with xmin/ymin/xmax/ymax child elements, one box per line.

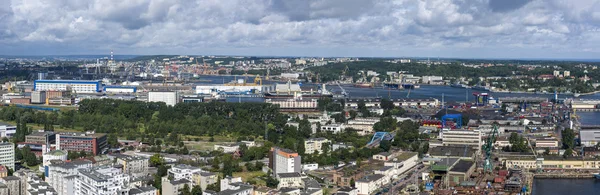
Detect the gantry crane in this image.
<box><xmin>483</xmin><ymin>125</ymin><xmax>499</xmax><ymax>173</ymax></box>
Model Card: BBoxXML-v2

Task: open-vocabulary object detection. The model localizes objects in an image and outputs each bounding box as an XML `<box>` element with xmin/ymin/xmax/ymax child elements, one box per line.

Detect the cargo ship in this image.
<box><xmin>353</xmin><ymin>83</ymin><xmax>372</xmax><ymax>88</ymax></box>
<box><xmin>383</xmin><ymin>82</ymin><xmax>419</xmax><ymax>89</ymax></box>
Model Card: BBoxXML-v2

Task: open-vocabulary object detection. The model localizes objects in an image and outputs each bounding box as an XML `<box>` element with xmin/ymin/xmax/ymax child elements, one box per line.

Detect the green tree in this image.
<box><xmin>350</xmin><ymin>178</ymin><xmax>355</xmax><ymax>187</ymax></box>
<box><xmin>379</xmin><ymin>140</ymin><xmax>392</xmax><ymax>152</ymax></box>
<box><xmin>564</xmin><ymin>148</ymin><xmax>573</xmax><ymax>158</ymax></box>
<box><xmin>191</xmin><ymin>185</ymin><xmax>202</xmax><ymax>195</ymax></box>
<box><xmin>107</xmin><ymin>134</ymin><xmax>119</xmax><ymax>148</ymax></box>
<box><xmin>149</xmin><ymin>154</ymin><xmax>165</xmax><ymax>167</ymax></box>
<box><xmin>182</xmin><ymin>184</ymin><xmax>192</xmax><ymax>195</ymax></box>
<box><xmin>562</xmin><ymin>128</ymin><xmax>575</xmax><ymax>149</ymax></box>
<box><xmin>380</xmin><ymin>98</ymin><xmax>395</xmax><ymax>110</ymax></box>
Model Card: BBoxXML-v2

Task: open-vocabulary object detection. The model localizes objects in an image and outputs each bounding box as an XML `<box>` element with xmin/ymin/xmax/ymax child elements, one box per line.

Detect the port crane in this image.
<box><xmin>483</xmin><ymin>125</ymin><xmax>499</xmax><ymax>173</ymax></box>
<box><xmin>336</xmin><ymin>81</ymin><xmax>348</xmax><ymax>96</ymax></box>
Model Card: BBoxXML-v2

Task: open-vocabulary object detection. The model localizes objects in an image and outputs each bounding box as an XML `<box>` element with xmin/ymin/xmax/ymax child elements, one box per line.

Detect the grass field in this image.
<box><xmin>233</xmin><ymin>171</ymin><xmax>267</xmax><ymax>186</ymax></box>
<box><xmin>0</xmin><ymin>120</ymin><xmax>80</xmax><ymax>133</ymax></box>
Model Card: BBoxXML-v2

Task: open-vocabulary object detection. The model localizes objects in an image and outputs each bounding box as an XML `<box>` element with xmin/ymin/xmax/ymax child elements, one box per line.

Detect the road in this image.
<box><xmin>378</xmin><ymin>164</ymin><xmax>428</xmax><ymax>195</ymax></box>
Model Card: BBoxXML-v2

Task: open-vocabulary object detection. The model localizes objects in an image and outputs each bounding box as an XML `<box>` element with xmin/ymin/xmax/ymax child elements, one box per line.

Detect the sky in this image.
<box><xmin>2</xmin><ymin>0</ymin><xmax>600</xmax><ymax>59</ymax></box>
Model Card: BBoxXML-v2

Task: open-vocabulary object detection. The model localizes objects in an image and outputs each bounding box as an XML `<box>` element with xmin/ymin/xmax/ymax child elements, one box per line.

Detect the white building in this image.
<box><xmin>76</xmin><ymin>166</ymin><xmax>130</xmax><ymax>195</ymax></box>
<box><xmin>441</xmin><ymin>130</ymin><xmax>482</xmax><ymax>151</ymax></box>
<box><xmin>168</xmin><ymin>164</ymin><xmax>202</xmax><ymax>181</ymax></box>
<box><xmin>110</xmin><ymin>153</ymin><xmax>149</xmax><ymax>175</ymax></box>
<box><xmin>34</xmin><ymin>80</ymin><xmax>102</xmax><ymax>93</ymax></box>
<box><xmin>304</xmin><ymin>138</ymin><xmax>330</xmax><ymax>155</ymax></box>
<box><xmin>103</xmin><ymin>86</ymin><xmax>137</xmax><ymax>93</ymax></box>
<box><xmin>46</xmin><ymin>160</ymin><xmax>93</xmax><ymax>195</ymax></box>
<box><xmin>421</xmin><ymin>76</ymin><xmax>443</xmax><ymax>84</ymax></box>
<box><xmin>0</xmin><ymin>142</ymin><xmax>14</xmax><ymax>170</ymax></box>
<box><xmin>270</xmin><ymin>147</ymin><xmax>302</xmax><ymax>176</ymax></box>
<box><xmin>148</xmin><ymin>91</ymin><xmax>178</xmax><ymax>106</ymax></box>
<box><xmin>321</xmin><ymin>124</ymin><xmax>344</xmax><ymax>134</ymax></box>
<box><xmin>0</xmin><ymin>124</ymin><xmax>16</xmax><ymax>138</ymax></box>
<box><xmin>356</xmin><ymin>174</ymin><xmax>389</xmax><ymax>195</ymax></box>
<box><xmin>214</xmin><ymin>143</ymin><xmax>240</xmax><ymax>153</ymax></box>
<box><xmin>383</xmin><ymin>152</ymin><xmax>419</xmax><ymax>177</ymax></box>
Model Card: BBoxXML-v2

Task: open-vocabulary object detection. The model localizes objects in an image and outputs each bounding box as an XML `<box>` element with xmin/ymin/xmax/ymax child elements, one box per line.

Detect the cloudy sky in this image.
<box><xmin>1</xmin><ymin>0</ymin><xmax>600</xmax><ymax>59</ymax></box>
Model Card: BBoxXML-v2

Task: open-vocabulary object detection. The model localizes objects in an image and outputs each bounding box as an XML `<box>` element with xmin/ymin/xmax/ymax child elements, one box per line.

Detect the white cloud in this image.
<box><xmin>1</xmin><ymin>0</ymin><xmax>600</xmax><ymax>58</ymax></box>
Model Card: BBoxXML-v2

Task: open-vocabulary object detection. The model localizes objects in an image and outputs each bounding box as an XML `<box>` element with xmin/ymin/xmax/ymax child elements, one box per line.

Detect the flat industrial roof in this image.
<box><xmin>450</xmin><ymin>160</ymin><xmax>475</xmax><ymax>173</ymax></box>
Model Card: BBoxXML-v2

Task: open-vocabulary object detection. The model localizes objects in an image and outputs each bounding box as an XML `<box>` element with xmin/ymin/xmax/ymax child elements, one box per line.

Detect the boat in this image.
<box><xmin>383</xmin><ymin>82</ymin><xmax>400</xmax><ymax>89</ymax></box>
<box><xmin>451</xmin><ymin>83</ymin><xmax>468</xmax><ymax>88</ymax></box>
<box><xmin>594</xmin><ymin>173</ymin><xmax>600</xmax><ymax>179</ymax></box>
<box><xmin>472</xmin><ymin>85</ymin><xmax>491</xmax><ymax>91</ymax></box>
<box><xmin>574</xmin><ymin>93</ymin><xmax>581</xmax><ymax>97</ymax></box>
<box><xmin>353</xmin><ymin>83</ymin><xmax>372</xmax><ymax>88</ymax></box>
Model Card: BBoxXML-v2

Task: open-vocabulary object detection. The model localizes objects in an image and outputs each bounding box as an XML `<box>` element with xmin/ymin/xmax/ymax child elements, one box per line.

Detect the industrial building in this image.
<box><xmin>34</xmin><ymin>80</ymin><xmax>102</xmax><ymax>93</ymax></box>
<box><xmin>31</xmin><ymin>91</ymin><xmax>46</xmax><ymax>104</ymax></box>
<box><xmin>269</xmin><ymin>147</ymin><xmax>302</xmax><ymax>176</ymax></box>
<box><xmin>580</xmin><ymin>126</ymin><xmax>600</xmax><ymax>147</ymax></box>
<box><xmin>148</xmin><ymin>91</ymin><xmax>178</xmax><ymax>106</ymax></box>
<box><xmin>56</xmin><ymin>132</ymin><xmax>107</xmax><ymax>155</ymax></box>
<box><xmin>440</xmin><ymin>130</ymin><xmax>482</xmax><ymax>152</ymax></box>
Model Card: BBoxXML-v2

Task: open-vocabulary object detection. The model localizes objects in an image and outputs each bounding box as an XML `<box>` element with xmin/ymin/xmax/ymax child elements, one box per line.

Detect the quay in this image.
<box><xmin>533</xmin><ymin>173</ymin><xmax>594</xmax><ymax>179</ymax></box>
<box><xmin>574</xmin><ymin>108</ymin><xmax>600</xmax><ymax>112</ymax></box>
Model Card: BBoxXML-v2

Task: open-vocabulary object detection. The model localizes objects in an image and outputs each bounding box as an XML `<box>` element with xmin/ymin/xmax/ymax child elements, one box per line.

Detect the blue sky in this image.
<box><xmin>1</xmin><ymin>0</ymin><xmax>600</xmax><ymax>59</ymax></box>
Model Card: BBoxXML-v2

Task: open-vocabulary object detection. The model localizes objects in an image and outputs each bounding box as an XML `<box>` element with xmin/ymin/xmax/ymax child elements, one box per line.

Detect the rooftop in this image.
<box><xmin>356</xmin><ymin>174</ymin><xmax>385</xmax><ymax>183</ymax></box>
<box><xmin>218</xmin><ymin>183</ymin><xmax>253</xmax><ymax>195</ymax></box>
<box><xmin>429</xmin><ymin>146</ymin><xmax>475</xmax><ymax>158</ymax></box>
<box><xmin>393</xmin><ymin>152</ymin><xmax>418</xmax><ymax>161</ymax></box>
<box><xmin>278</xmin><ymin>172</ymin><xmax>302</xmax><ymax>178</ymax></box>
<box><xmin>449</xmin><ymin>160</ymin><xmax>475</xmax><ymax>173</ymax></box>
<box><xmin>28</xmin><ymin>131</ymin><xmax>55</xmax><ymax>137</ymax></box>
<box><xmin>58</xmin><ymin>132</ymin><xmax>106</xmax><ymax>138</ymax></box>
<box><xmin>130</xmin><ymin>186</ymin><xmax>157</xmax><ymax>194</ymax></box>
